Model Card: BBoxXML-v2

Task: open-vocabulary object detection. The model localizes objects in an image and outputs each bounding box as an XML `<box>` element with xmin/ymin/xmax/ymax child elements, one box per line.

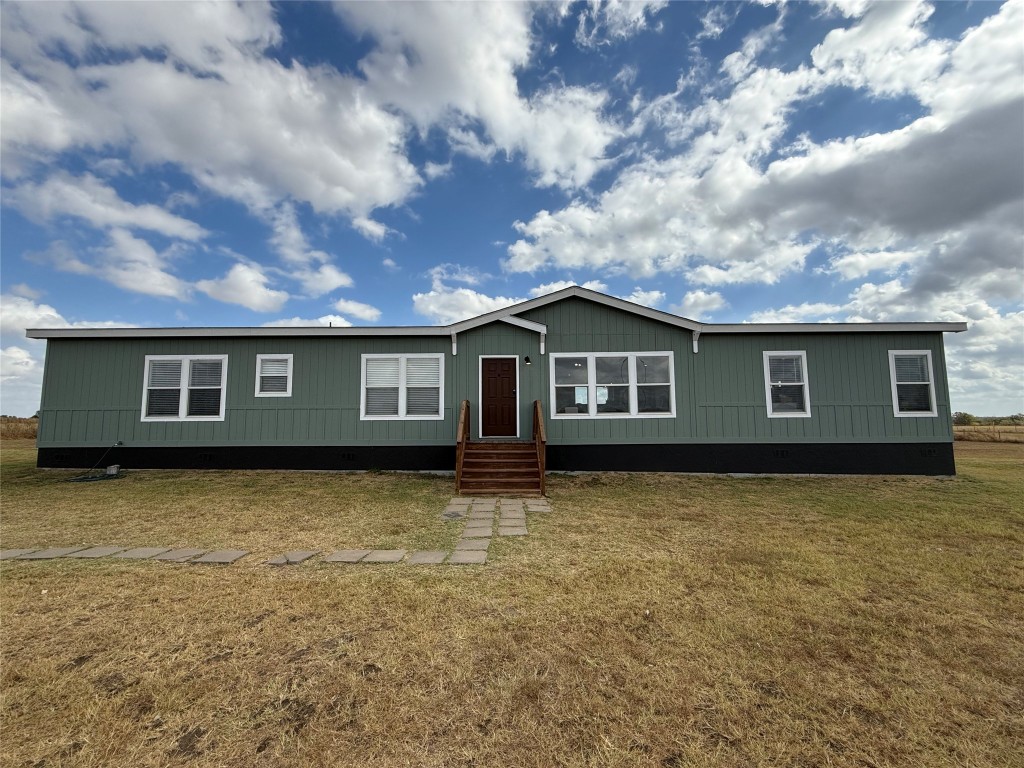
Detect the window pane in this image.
<box><xmin>638</xmin><ymin>385</ymin><xmax>671</xmax><ymax>413</ymax></box>
<box><xmin>187</xmin><ymin>388</ymin><xmax>221</xmax><ymax>416</ymax></box>
<box><xmin>595</xmin><ymin>356</ymin><xmax>629</xmax><ymax>385</ymax></box>
<box><xmin>770</xmin><ymin>384</ymin><xmax>805</xmax><ymax>413</ymax></box>
<box><xmin>555</xmin><ymin>386</ymin><xmax>587</xmax><ymax>414</ymax></box>
<box><xmin>406</xmin><ymin>387</ymin><xmax>440</xmax><ymax>415</ymax></box>
<box><xmin>366</xmin><ymin>358</ymin><xmax>400</xmax><ymax>387</ymax></box>
<box><xmin>148</xmin><ymin>360</ymin><xmax>182</xmax><ymax>388</ymax></box>
<box><xmin>366</xmin><ymin>388</ymin><xmax>399</xmax><ymax>415</ymax></box>
<box><xmin>554</xmin><ymin>358</ymin><xmax>588</xmax><ymax>385</ymax></box>
<box><xmin>596</xmin><ymin>385</ymin><xmax>629</xmax><ymax>413</ymax></box>
<box><xmin>146</xmin><ymin>388</ymin><xmax>180</xmax><ymax>417</ymax></box>
<box><xmin>894</xmin><ymin>355</ymin><xmax>928</xmax><ymax>383</ymax></box>
<box><xmin>406</xmin><ymin>357</ymin><xmax>440</xmax><ymax>387</ymax></box>
<box><xmin>189</xmin><ymin>360</ymin><xmax>223</xmax><ymax>387</ymax></box>
<box><xmin>259</xmin><ymin>375</ymin><xmax>288</xmax><ymax>393</ymax></box>
<box><xmin>259</xmin><ymin>358</ymin><xmax>289</xmax><ymax>377</ymax></box>
<box><xmin>769</xmin><ymin>355</ymin><xmax>803</xmax><ymax>384</ymax></box>
<box><xmin>897</xmin><ymin>383</ymin><xmax>931</xmax><ymax>412</ymax></box>
<box><xmin>637</xmin><ymin>356</ymin><xmax>670</xmax><ymax>384</ymax></box>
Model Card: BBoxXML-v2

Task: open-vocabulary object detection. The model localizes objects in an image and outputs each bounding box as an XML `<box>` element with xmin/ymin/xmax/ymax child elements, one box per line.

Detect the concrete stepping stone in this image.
<box><xmin>442</xmin><ymin>510</ymin><xmax>467</xmax><ymax>520</ymax></box>
<box><xmin>266</xmin><ymin>550</ymin><xmax>318</xmax><ymax>566</ymax></box>
<box><xmin>406</xmin><ymin>550</ymin><xmax>447</xmax><ymax>565</ymax></box>
<box><xmin>0</xmin><ymin>549</ymin><xmax>38</xmax><ymax>560</ymax></box>
<box><xmin>499</xmin><ymin>514</ymin><xmax>526</xmax><ymax>523</ymax></box>
<box><xmin>467</xmin><ymin>511</ymin><xmax>494</xmax><ymax>521</ymax></box>
<box><xmin>455</xmin><ymin>539</ymin><xmax>490</xmax><ymax>551</ymax></box>
<box><xmin>324</xmin><ymin>550</ymin><xmax>371</xmax><ymax>563</ymax></box>
<box><xmin>18</xmin><ymin>547</ymin><xmax>88</xmax><ymax>560</ymax></box>
<box><xmin>64</xmin><ymin>546</ymin><xmax>126</xmax><ymax>558</ymax></box>
<box><xmin>449</xmin><ymin>550</ymin><xmax>487</xmax><ymax>565</ymax></box>
<box><xmin>498</xmin><ymin>526</ymin><xmax>529</xmax><ymax>537</ymax></box>
<box><xmin>461</xmin><ymin>528</ymin><xmax>493</xmax><ymax>539</ymax></box>
<box><xmin>112</xmin><ymin>547</ymin><xmax>171</xmax><ymax>560</ymax></box>
<box><xmin>152</xmin><ymin>548</ymin><xmax>206</xmax><ymax>562</ymax></box>
<box><xmin>464</xmin><ymin>521</ymin><xmax>493</xmax><ymax>530</ymax></box>
<box><xmin>193</xmin><ymin>550</ymin><xmax>248</xmax><ymax>565</ymax></box>
<box><xmin>361</xmin><ymin>549</ymin><xmax>406</xmax><ymax>563</ymax></box>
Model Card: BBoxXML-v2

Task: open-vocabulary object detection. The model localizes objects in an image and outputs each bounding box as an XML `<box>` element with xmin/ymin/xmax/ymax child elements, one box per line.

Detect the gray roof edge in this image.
<box><xmin>25</xmin><ymin>326</ymin><xmax>450</xmax><ymax>339</ymax></box>
<box><xmin>701</xmin><ymin>321</ymin><xmax>969</xmax><ymax>334</ymax></box>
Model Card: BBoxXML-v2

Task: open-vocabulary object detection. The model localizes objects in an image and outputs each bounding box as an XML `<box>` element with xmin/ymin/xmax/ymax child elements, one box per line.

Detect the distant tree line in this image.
<box><xmin>953</xmin><ymin>412</ymin><xmax>1024</xmax><ymax>426</ymax></box>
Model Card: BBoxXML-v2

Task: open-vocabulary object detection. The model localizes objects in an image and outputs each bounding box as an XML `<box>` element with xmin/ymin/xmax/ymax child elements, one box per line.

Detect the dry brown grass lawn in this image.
<box><xmin>1</xmin><ymin>439</ymin><xmax>1022</xmax><ymax>768</ymax></box>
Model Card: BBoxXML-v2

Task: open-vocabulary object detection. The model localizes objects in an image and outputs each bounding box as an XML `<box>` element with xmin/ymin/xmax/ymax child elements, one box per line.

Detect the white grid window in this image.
<box><xmin>255</xmin><ymin>354</ymin><xmax>293</xmax><ymax>397</ymax></box>
<box><xmin>889</xmin><ymin>350</ymin><xmax>937</xmax><ymax>417</ymax></box>
<box><xmin>762</xmin><ymin>351</ymin><xmax>811</xmax><ymax>418</ymax></box>
<box><xmin>142</xmin><ymin>355</ymin><xmax>227</xmax><ymax>421</ymax></box>
<box><xmin>550</xmin><ymin>352</ymin><xmax>674</xmax><ymax>419</ymax></box>
<box><xmin>361</xmin><ymin>353</ymin><xmax>444</xmax><ymax>420</ymax></box>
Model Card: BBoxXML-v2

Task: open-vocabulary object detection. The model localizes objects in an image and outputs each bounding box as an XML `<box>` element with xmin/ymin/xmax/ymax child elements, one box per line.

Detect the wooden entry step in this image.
<box><xmin>459</xmin><ymin>441</ymin><xmax>543</xmax><ymax>496</ymax></box>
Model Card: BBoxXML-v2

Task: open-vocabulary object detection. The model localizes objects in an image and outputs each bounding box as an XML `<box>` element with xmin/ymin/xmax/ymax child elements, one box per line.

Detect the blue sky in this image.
<box><xmin>1</xmin><ymin>0</ymin><xmax>1022</xmax><ymax>416</ymax></box>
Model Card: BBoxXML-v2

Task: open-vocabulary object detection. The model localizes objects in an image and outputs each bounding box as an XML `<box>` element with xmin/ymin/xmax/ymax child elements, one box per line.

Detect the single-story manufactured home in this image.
<box><xmin>27</xmin><ymin>286</ymin><xmax>966</xmax><ymax>491</ymax></box>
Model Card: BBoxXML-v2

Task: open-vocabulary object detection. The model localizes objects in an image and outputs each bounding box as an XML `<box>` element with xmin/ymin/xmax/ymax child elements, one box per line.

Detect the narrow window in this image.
<box><xmin>255</xmin><ymin>354</ymin><xmax>293</xmax><ymax>397</ymax></box>
<box><xmin>554</xmin><ymin>357</ymin><xmax>589</xmax><ymax>415</ymax></box>
<box><xmin>146</xmin><ymin>359</ymin><xmax>182</xmax><ymax>417</ymax></box>
<box><xmin>636</xmin><ymin>355</ymin><xmax>672</xmax><ymax>414</ymax></box>
<box><xmin>361</xmin><ymin>354</ymin><xmax>444</xmax><ymax>420</ymax></box>
<box><xmin>596</xmin><ymin>356</ymin><xmax>629</xmax><ymax>414</ymax></box>
<box><xmin>763</xmin><ymin>351</ymin><xmax>811</xmax><ymax>418</ymax></box>
<box><xmin>142</xmin><ymin>355</ymin><xmax>227</xmax><ymax>421</ymax></box>
<box><xmin>889</xmin><ymin>350</ymin><xmax>937</xmax><ymax>417</ymax></box>
<box><xmin>364</xmin><ymin>357</ymin><xmax>400</xmax><ymax>416</ymax></box>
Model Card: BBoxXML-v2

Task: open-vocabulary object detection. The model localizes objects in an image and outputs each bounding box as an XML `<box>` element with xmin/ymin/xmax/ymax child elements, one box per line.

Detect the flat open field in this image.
<box><xmin>1</xmin><ymin>439</ymin><xmax>1022</xmax><ymax>767</ymax></box>
<box><xmin>954</xmin><ymin>424</ymin><xmax>1024</xmax><ymax>443</ymax></box>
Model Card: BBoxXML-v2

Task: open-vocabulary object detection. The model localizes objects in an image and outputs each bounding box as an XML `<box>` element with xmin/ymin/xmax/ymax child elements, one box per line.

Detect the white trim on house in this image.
<box><xmin>762</xmin><ymin>351</ymin><xmax>812</xmax><ymax>419</ymax></box>
<box><xmin>254</xmin><ymin>353</ymin><xmax>293</xmax><ymax>397</ymax></box>
<box><xmin>888</xmin><ymin>349</ymin><xmax>938</xmax><ymax>418</ymax></box>
<box><xmin>359</xmin><ymin>353</ymin><xmax>445</xmax><ymax>421</ymax></box>
<box><xmin>141</xmin><ymin>354</ymin><xmax>228</xmax><ymax>422</ymax></box>
<box><xmin>549</xmin><ymin>351</ymin><xmax>675</xmax><ymax>420</ymax></box>
<box><xmin>478</xmin><ymin>355</ymin><xmax>520</xmax><ymax>438</ymax></box>
<box><xmin>25</xmin><ymin>285</ymin><xmax>969</xmax><ymax>340</ymax></box>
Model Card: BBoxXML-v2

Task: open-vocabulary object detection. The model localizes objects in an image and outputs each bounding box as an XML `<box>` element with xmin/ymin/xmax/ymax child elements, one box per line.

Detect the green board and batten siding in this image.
<box><xmin>37</xmin><ymin>336</ymin><xmax>455</xmax><ymax>448</ymax></box>
<box><xmin>35</xmin><ymin>296</ymin><xmax>952</xmax><ymax>448</ymax></box>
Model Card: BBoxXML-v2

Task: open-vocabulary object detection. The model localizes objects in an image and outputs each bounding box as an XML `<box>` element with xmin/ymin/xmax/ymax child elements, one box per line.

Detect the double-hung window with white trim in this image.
<box><xmin>255</xmin><ymin>354</ymin><xmax>293</xmax><ymax>397</ymax></box>
<box><xmin>361</xmin><ymin>353</ymin><xmax>444</xmax><ymax>420</ymax></box>
<box><xmin>889</xmin><ymin>350</ymin><xmax>937</xmax><ymax>417</ymax></box>
<box><xmin>142</xmin><ymin>354</ymin><xmax>227</xmax><ymax>421</ymax></box>
<box><xmin>763</xmin><ymin>351</ymin><xmax>811</xmax><ymax>418</ymax></box>
<box><xmin>550</xmin><ymin>352</ymin><xmax>674</xmax><ymax>418</ymax></box>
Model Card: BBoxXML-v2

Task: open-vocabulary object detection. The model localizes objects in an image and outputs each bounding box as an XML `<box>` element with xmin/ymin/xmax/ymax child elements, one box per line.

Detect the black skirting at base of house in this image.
<box><xmin>546</xmin><ymin>442</ymin><xmax>956</xmax><ymax>476</ymax></box>
<box><xmin>37</xmin><ymin>445</ymin><xmax>456</xmax><ymax>472</ymax></box>
<box><xmin>38</xmin><ymin>441</ymin><xmax>955</xmax><ymax>475</ymax></box>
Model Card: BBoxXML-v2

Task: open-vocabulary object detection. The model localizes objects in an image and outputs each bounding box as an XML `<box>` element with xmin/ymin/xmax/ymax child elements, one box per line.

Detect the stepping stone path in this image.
<box><xmin>1</xmin><ymin>498</ymin><xmax>552</xmax><ymax>569</ymax></box>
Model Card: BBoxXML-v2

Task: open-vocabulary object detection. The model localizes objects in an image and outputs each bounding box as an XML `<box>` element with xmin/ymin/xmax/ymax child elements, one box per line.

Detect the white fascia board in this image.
<box><xmin>701</xmin><ymin>322</ymin><xmax>968</xmax><ymax>334</ymax></box>
<box><xmin>26</xmin><ymin>326</ymin><xmax>451</xmax><ymax>340</ymax></box>
<box><xmin>498</xmin><ymin>316</ymin><xmax>548</xmax><ymax>334</ymax></box>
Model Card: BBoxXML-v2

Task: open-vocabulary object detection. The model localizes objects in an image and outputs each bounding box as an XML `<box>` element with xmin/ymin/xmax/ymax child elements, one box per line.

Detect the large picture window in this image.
<box><xmin>889</xmin><ymin>350</ymin><xmax>937</xmax><ymax>417</ymax></box>
<box><xmin>142</xmin><ymin>355</ymin><xmax>227</xmax><ymax>421</ymax></box>
<box><xmin>361</xmin><ymin>353</ymin><xmax>444</xmax><ymax>420</ymax></box>
<box><xmin>762</xmin><ymin>351</ymin><xmax>811</xmax><ymax>418</ymax></box>
<box><xmin>550</xmin><ymin>352</ymin><xmax>674</xmax><ymax>418</ymax></box>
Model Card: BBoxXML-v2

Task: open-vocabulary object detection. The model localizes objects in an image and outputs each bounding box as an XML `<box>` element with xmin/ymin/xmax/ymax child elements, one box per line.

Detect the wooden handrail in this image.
<box><xmin>455</xmin><ymin>399</ymin><xmax>470</xmax><ymax>493</ymax></box>
<box><xmin>532</xmin><ymin>399</ymin><xmax>546</xmax><ymax>496</ymax></box>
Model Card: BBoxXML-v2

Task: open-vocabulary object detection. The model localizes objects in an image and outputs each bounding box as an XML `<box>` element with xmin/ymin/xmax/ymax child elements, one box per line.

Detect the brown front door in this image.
<box><xmin>481</xmin><ymin>357</ymin><xmax>518</xmax><ymax>437</ymax></box>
